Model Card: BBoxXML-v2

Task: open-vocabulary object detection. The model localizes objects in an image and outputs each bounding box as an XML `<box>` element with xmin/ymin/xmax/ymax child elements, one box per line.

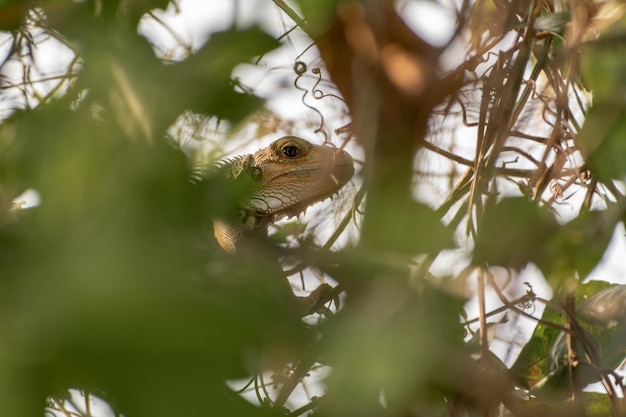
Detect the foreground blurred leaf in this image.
<box><xmin>364</xmin><ymin>201</ymin><xmax>455</xmax><ymax>255</ymax></box>
<box><xmin>0</xmin><ymin>97</ymin><xmax>306</xmax><ymax>416</ymax></box>
<box><xmin>49</xmin><ymin>9</ymin><xmax>279</xmax><ymax>141</ymax></box>
<box><xmin>580</xmin><ymin>29</ymin><xmax>626</xmax><ymax>183</ymax></box>
<box><xmin>555</xmin><ymin>210</ymin><xmax>622</xmax><ymax>280</ymax></box>
<box><xmin>182</xmin><ymin>27</ymin><xmax>279</xmax><ymax>120</ymax></box>
<box><xmin>0</xmin><ymin>0</ymin><xmax>29</xmax><ymax>31</ymax></box>
<box><xmin>583</xmin><ymin>110</ymin><xmax>626</xmax><ymax>183</ymax></box>
<box><xmin>319</xmin><ymin>280</ymin><xmax>466</xmax><ymax>416</ymax></box>
<box><xmin>474</xmin><ymin>197</ymin><xmax>621</xmax><ymax>282</ymax></box>
<box><xmin>473</xmin><ymin>198</ymin><xmax>557</xmax><ymax>270</ymax></box>
<box><xmin>584</xmin><ymin>392</ymin><xmax>614</xmax><ymax>417</ymax></box>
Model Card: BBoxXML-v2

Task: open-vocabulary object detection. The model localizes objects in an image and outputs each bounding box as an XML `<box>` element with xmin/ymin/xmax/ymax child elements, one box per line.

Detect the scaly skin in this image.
<box><xmin>213</xmin><ymin>136</ymin><xmax>354</xmax><ymax>253</ymax></box>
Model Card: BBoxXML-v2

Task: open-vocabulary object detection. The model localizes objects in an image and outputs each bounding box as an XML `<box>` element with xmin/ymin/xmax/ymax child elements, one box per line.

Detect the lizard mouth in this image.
<box><xmin>331</xmin><ymin>158</ymin><xmax>356</xmax><ymax>186</ymax></box>
<box><xmin>250</xmin><ymin>146</ymin><xmax>355</xmax><ymax>219</ymax></box>
<box><xmin>276</xmin><ymin>150</ymin><xmax>354</xmax><ymax>217</ymax></box>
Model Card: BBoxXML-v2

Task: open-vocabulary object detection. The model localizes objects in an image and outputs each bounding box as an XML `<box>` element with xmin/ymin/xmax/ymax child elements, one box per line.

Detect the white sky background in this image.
<box><xmin>1</xmin><ymin>0</ymin><xmax>624</xmax><ymax>414</ymax></box>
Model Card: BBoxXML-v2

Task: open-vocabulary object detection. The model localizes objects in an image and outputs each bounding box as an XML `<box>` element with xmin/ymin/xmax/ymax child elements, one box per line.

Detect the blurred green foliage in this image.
<box><xmin>0</xmin><ymin>2</ymin><xmax>301</xmax><ymax>416</ymax></box>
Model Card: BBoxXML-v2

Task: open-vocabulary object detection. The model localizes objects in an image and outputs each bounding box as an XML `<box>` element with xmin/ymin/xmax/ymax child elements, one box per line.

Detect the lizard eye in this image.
<box><xmin>282</xmin><ymin>145</ymin><xmax>301</xmax><ymax>158</ymax></box>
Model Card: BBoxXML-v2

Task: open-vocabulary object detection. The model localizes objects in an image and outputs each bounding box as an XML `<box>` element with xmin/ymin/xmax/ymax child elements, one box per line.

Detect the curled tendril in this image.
<box><xmin>311</xmin><ymin>66</ymin><xmax>345</xmax><ymax>103</ymax></box>
<box><xmin>517</xmin><ymin>282</ymin><xmax>537</xmax><ymax>310</ymax></box>
<box><xmin>294</xmin><ymin>61</ymin><xmax>307</xmax><ymax>75</ymax></box>
<box><xmin>292</xmin><ymin>61</ymin><xmax>347</xmax><ymax>144</ymax></box>
<box><xmin>293</xmin><ymin>61</ymin><xmax>328</xmax><ymax>141</ymax></box>
<box><xmin>517</xmin><ymin>298</ymin><xmax>535</xmax><ymax>310</ymax></box>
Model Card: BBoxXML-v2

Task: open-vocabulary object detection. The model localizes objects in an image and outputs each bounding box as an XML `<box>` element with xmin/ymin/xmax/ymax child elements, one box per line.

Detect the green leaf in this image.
<box><xmin>556</xmin><ymin>210</ymin><xmax>620</xmax><ymax>280</ymax></box>
<box><xmin>584</xmin><ymin>392</ymin><xmax>614</xmax><ymax>417</ymax></box>
<box><xmin>474</xmin><ymin>197</ymin><xmax>620</xmax><ymax>281</ymax></box>
<box><xmin>510</xmin><ymin>307</ymin><xmax>563</xmax><ymax>390</ymax></box>
<box><xmin>512</xmin><ymin>281</ymin><xmax>619</xmax><ymax>396</ymax></box>
<box><xmin>181</xmin><ymin>27</ymin><xmax>280</xmax><ymax>120</ymax></box>
<box><xmin>364</xmin><ymin>201</ymin><xmax>455</xmax><ymax>255</ymax></box>
<box><xmin>583</xmin><ymin>110</ymin><xmax>626</xmax><ymax>182</ymax></box>
<box><xmin>578</xmin><ymin>284</ymin><xmax>626</xmax><ymax>328</ymax></box>
<box><xmin>320</xmin><ymin>282</ymin><xmax>466</xmax><ymax>415</ymax></box>
<box><xmin>0</xmin><ymin>96</ymin><xmax>308</xmax><ymax>415</ymax></box>
<box><xmin>473</xmin><ymin>197</ymin><xmax>557</xmax><ymax>270</ymax></box>
<box><xmin>580</xmin><ymin>39</ymin><xmax>626</xmax><ymax>182</ymax></box>
<box><xmin>578</xmin><ymin>284</ymin><xmax>626</xmax><ymax>372</ymax></box>
<box><xmin>0</xmin><ymin>0</ymin><xmax>29</xmax><ymax>31</ymax></box>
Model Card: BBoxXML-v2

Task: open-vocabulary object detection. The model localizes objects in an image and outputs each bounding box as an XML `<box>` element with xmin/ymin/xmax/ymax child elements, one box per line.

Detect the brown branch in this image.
<box><xmin>477</xmin><ymin>270</ymin><xmax>490</xmax><ymax>401</ymax></box>
<box><xmin>564</xmin><ymin>292</ymin><xmax>584</xmax><ymax>412</ymax></box>
<box><xmin>272</xmin><ymin>0</ymin><xmax>312</xmax><ymax>38</ymax></box>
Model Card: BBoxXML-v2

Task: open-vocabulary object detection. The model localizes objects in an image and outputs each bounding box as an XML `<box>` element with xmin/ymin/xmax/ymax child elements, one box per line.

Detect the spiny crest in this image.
<box><xmin>217</xmin><ymin>154</ymin><xmax>255</xmax><ymax>181</ymax></box>
<box><xmin>189</xmin><ymin>154</ymin><xmax>255</xmax><ymax>184</ymax></box>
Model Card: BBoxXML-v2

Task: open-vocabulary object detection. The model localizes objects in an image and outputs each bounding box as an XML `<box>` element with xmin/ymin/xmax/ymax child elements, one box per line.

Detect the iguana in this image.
<box><xmin>209</xmin><ymin>136</ymin><xmax>354</xmax><ymax>312</ymax></box>
<box><xmin>211</xmin><ymin>136</ymin><xmax>354</xmax><ymax>253</ymax></box>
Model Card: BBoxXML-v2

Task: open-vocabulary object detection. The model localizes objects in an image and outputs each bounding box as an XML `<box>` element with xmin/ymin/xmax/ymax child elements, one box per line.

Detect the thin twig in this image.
<box><xmin>565</xmin><ymin>292</ymin><xmax>584</xmax><ymax>412</ymax></box>
<box><xmin>272</xmin><ymin>0</ymin><xmax>312</xmax><ymax>38</ymax></box>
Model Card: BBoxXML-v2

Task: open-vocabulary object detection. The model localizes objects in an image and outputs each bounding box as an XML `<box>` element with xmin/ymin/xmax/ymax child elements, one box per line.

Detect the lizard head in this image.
<box><xmin>245</xmin><ymin>136</ymin><xmax>354</xmax><ymax>221</ymax></box>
